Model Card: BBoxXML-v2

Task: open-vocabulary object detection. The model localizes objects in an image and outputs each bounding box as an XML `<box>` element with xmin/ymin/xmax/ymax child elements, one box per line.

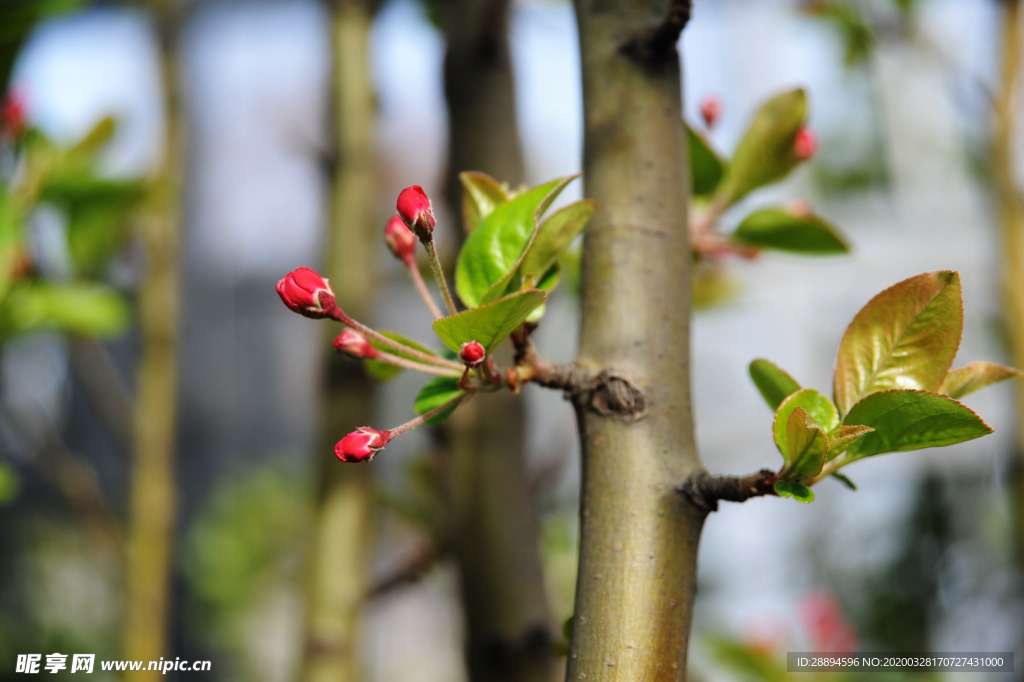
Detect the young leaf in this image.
<box><xmin>414</xmin><ymin>377</ymin><xmax>464</xmax><ymax>426</ymax></box>
<box><xmin>432</xmin><ymin>289</ymin><xmax>546</xmax><ymax>353</ymax></box>
<box><xmin>365</xmin><ymin>331</ymin><xmax>439</xmax><ymax>382</ymax></box>
<box><xmin>731</xmin><ymin>207</ymin><xmax>849</xmax><ymax>254</ymax></box>
<box><xmin>714</xmin><ymin>89</ymin><xmax>808</xmax><ymax>208</ymax></box>
<box><xmin>833</xmin><ymin>271</ymin><xmax>962</xmax><ymax>416</ymax></box>
<box><xmin>687</xmin><ymin>123</ymin><xmax>726</xmax><ymax>197</ymax></box>
<box><xmin>0</xmin><ymin>461</ymin><xmax>19</xmax><ymax>505</ymax></box>
<box><xmin>831</xmin><ymin>472</ymin><xmax>857</xmax><ymax>491</ymax></box>
<box><xmin>0</xmin><ymin>282</ymin><xmax>131</xmax><ymax>339</ymax></box>
<box><xmin>784</xmin><ymin>408</ymin><xmax>828</xmax><ymax>481</ymax></box>
<box><xmin>939</xmin><ymin>361</ymin><xmax>1023</xmax><ymax>399</ymax></box>
<box><xmin>525</xmin><ymin>265</ymin><xmax>561</xmax><ymax>323</ymax></box>
<box><xmin>773</xmin><ymin>388</ymin><xmax>839</xmax><ymax>458</ymax></box>
<box><xmin>825</xmin><ymin>424</ymin><xmax>874</xmax><ymax>461</ymax></box>
<box><xmin>455</xmin><ymin>176</ymin><xmax>573</xmax><ymax>308</ymax></box>
<box><xmin>459</xmin><ymin>171</ymin><xmax>509</xmax><ymax>235</ymax></box>
<box><xmin>749</xmin><ymin>358</ymin><xmax>801</xmax><ymax>409</ymax></box>
<box><xmin>774</xmin><ymin>480</ymin><xmax>815</xmax><ymax>503</ymax></box>
<box><xmin>842</xmin><ymin>389</ymin><xmax>992</xmax><ymax>460</ymax></box>
<box><xmin>517</xmin><ymin>200</ymin><xmax>596</xmax><ymax>288</ymax></box>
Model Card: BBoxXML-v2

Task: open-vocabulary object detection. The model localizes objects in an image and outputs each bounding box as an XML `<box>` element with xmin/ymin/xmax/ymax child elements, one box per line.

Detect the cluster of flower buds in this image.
<box><xmin>1</xmin><ymin>91</ymin><xmax>26</xmax><ymax>141</ymax></box>
<box><xmin>397</xmin><ymin>185</ymin><xmax>435</xmax><ymax>242</ymax></box>
<box><xmin>276</xmin><ymin>266</ymin><xmax>336</xmax><ymax>318</ymax></box>
<box><xmin>699</xmin><ymin>93</ymin><xmax>722</xmax><ymax>129</ymax></box>
<box><xmin>335</xmin><ymin>426</ymin><xmax>391</xmax><ymax>463</ymax></box>
<box><xmin>278</xmin><ymin>185</ymin><xmax>476</xmax><ymax>465</ymax></box>
<box><xmin>794</xmin><ymin>127</ymin><xmax>817</xmax><ymax>161</ymax></box>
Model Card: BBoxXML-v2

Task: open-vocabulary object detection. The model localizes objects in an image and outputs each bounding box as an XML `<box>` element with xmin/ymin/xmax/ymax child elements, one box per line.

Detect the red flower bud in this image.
<box><xmin>699</xmin><ymin>94</ymin><xmax>721</xmax><ymax>129</ymax></box>
<box><xmin>793</xmin><ymin>127</ymin><xmax>817</xmax><ymax>161</ymax></box>
<box><xmin>396</xmin><ymin>185</ymin><xmax>435</xmax><ymax>240</ymax></box>
<box><xmin>384</xmin><ymin>215</ymin><xmax>417</xmax><ymax>264</ymax></box>
<box><xmin>335</xmin><ymin>427</ymin><xmax>390</xmax><ymax>463</ymax></box>
<box><xmin>333</xmin><ymin>328</ymin><xmax>378</xmax><ymax>359</ymax></box>
<box><xmin>276</xmin><ymin>266</ymin><xmax>336</xmax><ymax>318</ymax></box>
<box><xmin>1</xmin><ymin>91</ymin><xmax>26</xmax><ymax>140</ymax></box>
<box><xmin>459</xmin><ymin>340</ymin><xmax>486</xmax><ymax>368</ymax></box>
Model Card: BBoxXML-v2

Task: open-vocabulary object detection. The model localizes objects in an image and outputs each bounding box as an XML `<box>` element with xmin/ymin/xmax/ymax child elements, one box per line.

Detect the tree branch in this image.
<box><xmin>677</xmin><ymin>469</ymin><xmax>778</xmax><ymax>513</ymax></box>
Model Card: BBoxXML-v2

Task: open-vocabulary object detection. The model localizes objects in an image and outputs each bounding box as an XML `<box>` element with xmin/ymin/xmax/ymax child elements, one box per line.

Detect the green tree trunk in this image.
<box><xmin>122</xmin><ymin>2</ymin><xmax>184</xmax><ymax>678</ymax></box>
<box><xmin>992</xmin><ymin>0</ymin><xmax>1024</xmax><ymax>566</ymax></box>
<box><xmin>439</xmin><ymin>2</ymin><xmax>556</xmax><ymax>681</ymax></box>
<box><xmin>300</xmin><ymin>2</ymin><xmax>377</xmax><ymax>681</ymax></box>
<box><xmin>567</xmin><ymin>1</ymin><xmax>706</xmax><ymax>679</ymax></box>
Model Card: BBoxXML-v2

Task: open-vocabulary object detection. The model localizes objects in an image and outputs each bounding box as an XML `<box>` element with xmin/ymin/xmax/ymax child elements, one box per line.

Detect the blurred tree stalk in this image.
<box><xmin>122</xmin><ymin>0</ymin><xmax>184</xmax><ymax>677</ymax></box>
<box><xmin>992</xmin><ymin>0</ymin><xmax>1024</xmax><ymax>563</ymax></box>
<box><xmin>440</xmin><ymin>1</ymin><xmax>557</xmax><ymax>681</ymax></box>
<box><xmin>300</xmin><ymin>1</ymin><xmax>377</xmax><ymax>681</ymax></box>
<box><xmin>568</xmin><ymin>0</ymin><xmax>704</xmax><ymax>678</ymax></box>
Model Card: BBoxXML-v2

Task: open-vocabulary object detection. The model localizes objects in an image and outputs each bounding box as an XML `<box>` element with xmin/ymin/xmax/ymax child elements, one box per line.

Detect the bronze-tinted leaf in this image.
<box><xmin>833</xmin><ymin>271</ymin><xmax>962</xmax><ymax>416</ymax></box>
<box><xmin>939</xmin><ymin>361</ymin><xmax>1023</xmax><ymax>399</ymax></box>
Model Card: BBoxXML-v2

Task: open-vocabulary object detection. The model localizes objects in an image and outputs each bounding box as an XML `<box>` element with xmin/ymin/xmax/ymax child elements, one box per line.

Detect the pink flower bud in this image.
<box><xmin>333</xmin><ymin>329</ymin><xmax>378</xmax><ymax>359</ymax></box>
<box><xmin>276</xmin><ymin>266</ymin><xmax>336</xmax><ymax>318</ymax></box>
<box><xmin>396</xmin><ymin>185</ymin><xmax>435</xmax><ymax>240</ymax></box>
<box><xmin>793</xmin><ymin>127</ymin><xmax>817</xmax><ymax>161</ymax></box>
<box><xmin>786</xmin><ymin>198</ymin><xmax>814</xmax><ymax>218</ymax></box>
<box><xmin>699</xmin><ymin>94</ymin><xmax>722</xmax><ymax>129</ymax></box>
<box><xmin>335</xmin><ymin>427</ymin><xmax>390</xmax><ymax>463</ymax></box>
<box><xmin>459</xmin><ymin>340</ymin><xmax>486</xmax><ymax>368</ymax></box>
<box><xmin>384</xmin><ymin>215</ymin><xmax>417</xmax><ymax>264</ymax></box>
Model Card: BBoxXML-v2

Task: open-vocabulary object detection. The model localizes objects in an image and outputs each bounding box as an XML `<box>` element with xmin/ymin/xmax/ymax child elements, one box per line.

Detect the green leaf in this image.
<box><xmin>518</xmin><ymin>200</ymin><xmax>596</xmax><ymax>287</ymax></box>
<box><xmin>432</xmin><ymin>289</ymin><xmax>546</xmax><ymax>353</ymax></box>
<box><xmin>825</xmin><ymin>424</ymin><xmax>874</xmax><ymax>461</ymax></box>
<box><xmin>66</xmin><ymin>203</ymin><xmax>134</xmax><ymax>277</ymax></box>
<box><xmin>692</xmin><ymin>265</ymin><xmax>741</xmax><ymax>309</ymax></box>
<box><xmin>783</xmin><ymin>407</ymin><xmax>828</xmax><ymax>481</ymax></box>
<box><xmin>364</xmin><ymin>330</ymin><xmax>438</xmax><ymax>382</ymax></box>
<box><xmin>687</xmin><ymin>123</ymin><xmax>726</xmax><ymax>197</ymax></box>
<box><xmin>707</xmin><ymin>635</ymin><xmax>789</xmax><ymax>682</ymax></box>
<box><xmin>714</xmin><ymin>89</ymin><xmax>808</xmax><ymax>207</ymax></box>
<box><xmin>455</xmin><ymin>176</ymin><xmax>573</xmax><ymax>308</ymax></box>
<box><xmin>774</xmin><ymin>480</ymin><xmax>815</xmax><ymax>503</ymax></box>
<box><xmin>833</xmin><ymin>271</ymin><xmax>962</xmax><ymax>416</ymax></box>
<box><xmin>773</xmin><ymin>388</ymin><xmax>839</xmax><ymax>459</ymax></box>
<box><xmin>939</xmin><ymin>361</ymin><xmax>1023</xmax><ymax>399</ymax></box>
<box><xmin>0</xmin><ymin>282</ymin><xmax>131</xmax><ymax>339</ymax></box>
<box><xmin>525</xmin><ymin>265</ymin><xmax>561</xmax><ymax>323</ymax></box>
<box><xmin>67</xmin><ymin>116</ymin><xmax>117</xmax><ymax>160</ymax></box>
<box><xmin>0</xmin><ymin>461</ymin><xmax>19</xmax><ymax>505</ymax></box>
<box><xmin>831</xmin><ymin>471</ymin><xmax>857</xmax><ymax>490</ymax></box>
<box><xmin>749</xmin><ymin>358</ymin><xmax>801</xmax><ymax>410</ymax></box>
<box><xmin>841</xmin><ymin>389</ymin><xmax>992</xmax><ymax>460</ymax></box>
<box><xmin>731</xmin><ymin>207</ymin><xmax>849</xmax><ymax>254</ymax></box>
<box><xmin>414</xmin><ymin>377</ymin><xmax>464</xmax><ymax>426</ymax></box>
<box><xmin>459</xmin><ymin>171</ymin><xmax>509</xmax><ymax>235</ymax></box>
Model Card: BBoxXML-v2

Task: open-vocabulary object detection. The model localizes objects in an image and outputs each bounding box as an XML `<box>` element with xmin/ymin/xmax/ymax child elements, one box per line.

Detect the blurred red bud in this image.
<box><xmin>800</xmin><ymin>592</ymin><xmax>858</xmax><ymax>653</ymax></box>
<box><xmin>335</xmin><ymin>427</ymin><xmax>390</xmax><ymax>463</ymax></box>
<box><xmin>276</xmin><ymin>266</ymin><xmax>336</xmax><ymax>318</ymax></box>
<box><xmin>333</xmin><ymin>328</ymin><xmax>378</xmax><ymax>359</ymax></box>
<box><xmin>397</xmin><ymin>185</ymin><xmax>435</xmax><ymax>240</ymax></box>
<box><xmin>699</xmin><ymin>94</ymin><xmax>722</xmax><ymax>128</ymax></box>
<box><xmin>459</xmin><ymin>340</ymin><xmax>486</xmax><ymax>368</ymax></box>
<box><xmin>1</xmin><ymin>91</ymin><xmax>26</xmax><ymax>140</ymax></box>
<box><xmin>794</xmin><ymin>127</ymin><xmax>817</xmax><ymax>161</ymax></box>
<box><xmin>786</xmin><ymin>199</ymin><xmax>814</xmax><ymax>218</ymax></box>
<box><xmin>384</xmin><ymin>215</ymin><xmax>417</xmax><ymax>264</ymax></box>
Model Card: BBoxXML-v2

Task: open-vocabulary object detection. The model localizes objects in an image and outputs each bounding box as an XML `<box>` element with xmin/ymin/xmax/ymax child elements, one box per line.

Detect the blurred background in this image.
<box><xmin>0</xmin><ymin>0</ymin><xmax>1022</xmax><ymax>680</ymax></box>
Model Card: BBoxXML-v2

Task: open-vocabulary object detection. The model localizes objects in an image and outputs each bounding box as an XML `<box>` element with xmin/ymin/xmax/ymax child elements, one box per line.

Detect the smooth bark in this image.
<box><xmin>568</xmin><ymin>1</ymin><xmax>705</xmax><ymax>679</ymax></box>
<box><xmin>122</xmin><ymin>2</ymin><xmax>184</xmax><ymax>677</ymax></box>
<box><xmin>300</xmin><ymin>2</ymin><xmax>377</xmax><ymax>681</ymax></box>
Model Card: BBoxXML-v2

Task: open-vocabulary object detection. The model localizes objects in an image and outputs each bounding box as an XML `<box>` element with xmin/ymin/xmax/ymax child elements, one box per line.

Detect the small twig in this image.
<box><xmin>366</xmin><ymin>540</ymin><xmax>442</xmax><ymax>600</ymax></box>
<box><xmin>329</xmin><ymin>307</ymin><xmax>463</xmax><ymax>370</ymax></box>
<box><xmin>389</xmin><ymin>392</ymin><xmax>473</xmax><ymax>439</ymax></box>
<box><xmin>406</xmin><ymin>260</ymin><xmax>444</xmax><ymax>320</ymax></box>
<box><xmin>677</xmin><ymin>469</ymin><xmax>778</xmax><ymax>513</ymax></box>
<box><xmin>423</xmin><ymin>241</ymin><xmax>459</xmax><ymax>316</ymax></box>
<box><xmin>374</xmin><ymin>348</ymin><xmax>462</xmax><ymax>377</ymax></box>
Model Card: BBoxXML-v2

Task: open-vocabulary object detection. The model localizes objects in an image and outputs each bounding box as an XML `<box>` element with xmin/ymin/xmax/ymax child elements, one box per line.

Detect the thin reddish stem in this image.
<box><xmin>374</xmin><ymin>348</ymin><xmax>462</xmax><ymax>377</ymax></box>
<box><xmin>329</xmin><ymin>307</ymin><xmax>463</xmax><ymax>370</ymax></box>
<box><xmin>388</xmin><ymin>391</ymin><xmax>472</xmax><ymax>439</ymax></box>
<box><xmin>406</xmin><ymin>260</ymin><xmax>444</xmax><ymax>320</ymax></box>
<box><xmin>423</xmin><ymin>240</ymin><xmax>459</xmax><ymax>316</ymax></box>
